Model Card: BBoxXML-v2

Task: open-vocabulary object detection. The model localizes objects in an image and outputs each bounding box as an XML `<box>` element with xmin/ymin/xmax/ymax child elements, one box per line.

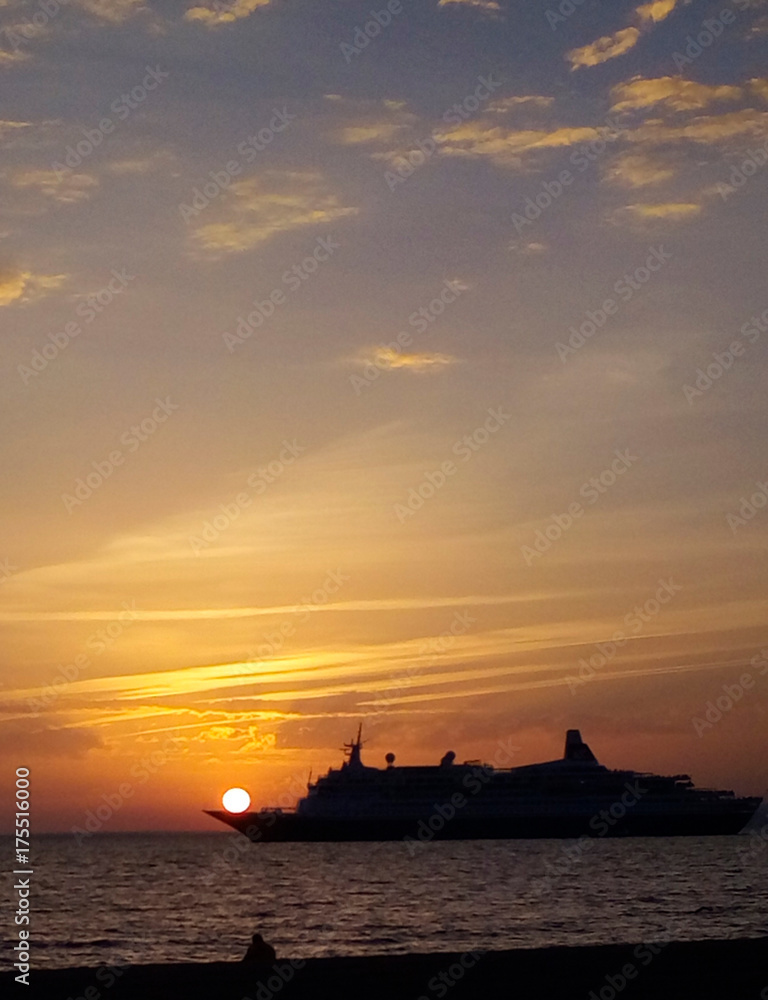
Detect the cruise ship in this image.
<box><xmin>205</xmin><ymin>728</ymin><xmax>761</xmax><ymax>842</ymax></box>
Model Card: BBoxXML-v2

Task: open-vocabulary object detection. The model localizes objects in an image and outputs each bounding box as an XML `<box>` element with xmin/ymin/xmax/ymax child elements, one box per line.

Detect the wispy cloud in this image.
<box><xmin>190</xmin><ymin>170</ymin><xmax>358</xmax><ymax>257</ymax></box>
<box><xmin>611</xmin><ymin>76</ymin><xmax>744</xmax><ymax>112</ymax></box>
<box><xmin>0</xmin><ymin>268</ymin><xmax>67</xmax><ymax>306</ymax></box>
<box><xmin>185</xmin><ymin>0</ymin><xmax>271</xmax><ymax>27</ymax></box>
<box><xmin>10</xmin><ymin>169</ymin><xmax>99</xmax><ymax>205</ymax></box>
<box><xmin>437</xmin><ymin>0</ymin><xmax>501</xmax><ymax>14</ymax></box>
<box><xmin>603</xmin><ymin>151</ymin><xmax>679</xmax><ymax>188</ymax></box>
<box><xmin>567</xmin><ymin>27</ymin><xmax>641</xmax><ymax>70</ymax></box>
<box><xmin>611</xmin><ymin>201</ymin><xmax>703</xmax><ymax>225</ymax></box>
<box><xmin>354</xmin><ymin>347</ymin><xmax>460</xmax><ymax>373</ymax></box>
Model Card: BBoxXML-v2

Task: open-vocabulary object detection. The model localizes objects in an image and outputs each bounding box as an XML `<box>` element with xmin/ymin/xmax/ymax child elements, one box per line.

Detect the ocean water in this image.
<box><xmin>2</xmin><ymin>832</ymin><xmax>767</xmax><ymax>970</ymax></box>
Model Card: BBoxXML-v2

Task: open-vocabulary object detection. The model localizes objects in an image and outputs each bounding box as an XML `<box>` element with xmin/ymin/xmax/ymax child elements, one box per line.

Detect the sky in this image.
<box><xmin>1</xmin><ymin>0</ymin><xmax>767</xmax><ymax>833</ymax></box>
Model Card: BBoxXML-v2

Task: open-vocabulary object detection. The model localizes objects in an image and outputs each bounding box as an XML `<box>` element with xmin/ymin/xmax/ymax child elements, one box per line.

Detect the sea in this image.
<box><xmin>2</xmin><ymin>832</ymin><xmax>767</xmax><ymax>970</ymax></box>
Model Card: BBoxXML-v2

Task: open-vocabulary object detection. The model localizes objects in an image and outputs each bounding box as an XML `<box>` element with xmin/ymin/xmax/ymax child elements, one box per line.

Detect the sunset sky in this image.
<box><xmin>1</xmin><ymin>0</ymin><xmax>767</xmax><ymax>833</ymax></box>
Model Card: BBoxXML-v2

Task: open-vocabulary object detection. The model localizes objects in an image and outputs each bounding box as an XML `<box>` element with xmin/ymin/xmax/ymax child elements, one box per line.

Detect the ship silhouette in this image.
<box><xmin>205</xmin><ymin>728</ymin><xmax>761</xmax><ymax>842</ymax></box>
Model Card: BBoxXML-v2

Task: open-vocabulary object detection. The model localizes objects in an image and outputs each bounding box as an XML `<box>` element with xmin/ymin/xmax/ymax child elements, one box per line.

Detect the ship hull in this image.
<box><xmin>205</xmin><ymin>807</ymin><xmax>758</xmax><ymax>842</ymax></box>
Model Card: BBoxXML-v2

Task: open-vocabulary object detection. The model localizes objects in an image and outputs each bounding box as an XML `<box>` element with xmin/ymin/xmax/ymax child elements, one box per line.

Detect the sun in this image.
<box><xmin>222</xmin><ymin>787</ymin><xmax>251</xmax><ymax>813</ymax></box>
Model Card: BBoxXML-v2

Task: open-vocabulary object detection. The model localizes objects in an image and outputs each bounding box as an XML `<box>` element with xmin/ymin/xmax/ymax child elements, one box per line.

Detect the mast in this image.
<box><xmin>342</xmin><ymin>722</ymin><xmax>364</xmax><ymax>769</ymax></box>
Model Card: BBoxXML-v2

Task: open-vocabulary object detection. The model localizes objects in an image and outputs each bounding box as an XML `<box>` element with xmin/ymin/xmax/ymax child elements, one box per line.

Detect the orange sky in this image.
<box><xmin>1</xmin><ymin>0</ymin><xmax>767</xmax><ymax>832</ymax></box>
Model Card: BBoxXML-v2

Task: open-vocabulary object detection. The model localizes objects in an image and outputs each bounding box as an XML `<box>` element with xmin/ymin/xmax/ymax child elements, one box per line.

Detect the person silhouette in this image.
<box><xmin>242</xmin><ymin>933</ymin><xmax>277</xmax><ymax>963</ymax></box>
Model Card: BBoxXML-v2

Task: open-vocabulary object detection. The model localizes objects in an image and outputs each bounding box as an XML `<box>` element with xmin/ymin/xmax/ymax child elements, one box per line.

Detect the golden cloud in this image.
<box><xmin>636</xmin><ymin>0</ymin><xmax>679</xmax><ymax>24</ymax></box>
<box><xmin>11</xmin><ymin>169</ymin><xmax>99</xmax><ymax>204</ymax></box>
<box><xmin>185</xmin><ymin>0</ymin><xmax>271</xmax><ymax>26</ymax></box>
<box><xmin>629</xmin><ymin>108</ymin><xmax>768</xmax><ymax>146</ymax></box>
<box><xmin>486</xmin><ymin>96</ymin><xmax>556</xmax><ymax>113</ymax></box>
<box><xmin>0</xmin><ymin>50</ymin><xmax>29</xmax><ymax>67</ymax></box>
<box><xmin>191</xmin><ymin>170</ymin><xmax>358</xmax><ymax>256</ymax></box>
<box><xmin>435</xmin><ymin>121</ymin><xmax>614</xmax><ymax>167</ymax></box>
<box><xmin>360</xmin><ymin>348</ymin><xmax>459</xmax><ymax>372</ymax></box>
<box><xmin>567</xmin><ymin>27</ymin><xmax>641</xmax><ymax>70</ymax></box>
<box><xmin>0</xmin><ymin>119</ymin><xmax>32</xmax><ymax>136</ymax></box>
<box><xmin>611</xmin><ymin>76</ymin><xmax>744</xmax><ymax>112</ymax></box>
<box><xmin>612</xmin><ymin>201</ymin><xmax>703</xmax><ymax>225</ymax></box>
<box><xmin>74</xmin><ymin>0</ymin><xmax>148</xmax><ymax>23</ymax></box>
<box><xmin>0</xmin><ymin>269</ymin><xmax>67</xmax><ymax>307</ymax></box>
<box><xmin>336</xmin><ymin>123</ymin><xmax>412</xmax><ymax>145</ymax></box>
<box><xmin>603</xmin><ymin>151</ymin><xmax>678</xmax><ymax>188</ymax></box>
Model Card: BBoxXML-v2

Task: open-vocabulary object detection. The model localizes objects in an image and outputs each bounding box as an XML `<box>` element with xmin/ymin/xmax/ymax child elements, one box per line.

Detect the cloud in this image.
<box><xmin>603</xmin><ymin>151</ymin><xmax>678</xmax><ymax>187</ymax></box>
<box><xmin>486</xmin><ymin>96</ymin><xmax>555</xmax><ymax>113</ymax></box>
<box><xmin>74</xmin><ymin>0</ymin><xmax>148</xmax><ymax>23</ymax></box>
<box><xmin>185</xmin><ymin>0</ymin><xmax>271</xmax><ymax>26</ymax></box>
<box><xmin>611</xmin><ymin>201</ymin><xmax>703</xmax><ymax>225</ymax></box>
<box><xmin>0</xmin><ymin>49</ymin><xmax>29</xmax><ymax>68</ymax></box>
<box><xmin>635</xmin><ymin>0</ymin><xmax>680</xmax><ymax>25</ymax></box>
<box><xmin>0</xmin><ymin>268</ymin><xmax>67</xmax><ymax>306</ymax></box>
<box><xmin>567</xmin><ymin>27</ymin><xmax>641</xmax><ymax>70</ymax></box>
<box><xmin>11</xmin><ymin>169</ymin><xmax>99</xmax><ymax>204</ymax></box>
<box><xmin>568</xmin><ymin>0</ymin><xmax>684</xmax><ymax>71</ymax></box>
<box><xmin>435</xmin><ymin>121</ymin><xmax>616</xmax><ymax>167</ymax></box>
<box><xmin>336</xmin><ymin>122</ymin><xmax>413</xmax><ymax>146</ymax></box>
<box><xmin>611</xmin><ymin>76</ymin><xmax>744</xmax><ymax>112</ymax></box>
<box><xmin>357</xmin><ymin>347</ymin><xmax>460</xmax><ymax>373</ymax></box>
<box><xmin>0</xmin><ymin>119</ymin><xmax>32</xmax><ymax>137</ymax></box>
<box><xmin>190</xmin><ymin>170</ymin><xmax>358</xmax><ymax>257</ymax></box>
<box><xmin>437</xmin><ymin>0</ymin><xmax>501</xmax><ymax>13</ymax></box>
<box><xmin>629</xmin><ymin>108</ymin><xmax>768</xmax><ymax>146</ymax></box>
<box><xmin>106</xmin><ymin>151</ymin><xmax>177</xmax><ymax>175</ymax></box>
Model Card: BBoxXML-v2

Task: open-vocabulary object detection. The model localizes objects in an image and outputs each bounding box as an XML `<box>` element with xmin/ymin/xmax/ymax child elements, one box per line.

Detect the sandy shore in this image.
<box><xmin>2</xmin><ymin>937</ymin><xmax>766</xmax><ymax>999</ymax></box>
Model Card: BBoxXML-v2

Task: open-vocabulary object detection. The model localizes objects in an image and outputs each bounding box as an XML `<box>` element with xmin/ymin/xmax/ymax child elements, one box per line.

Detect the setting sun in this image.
<box><xmin>222</xmin><ymin>787</ymin><xmax>251</xmax><ymax>814</ymax></box>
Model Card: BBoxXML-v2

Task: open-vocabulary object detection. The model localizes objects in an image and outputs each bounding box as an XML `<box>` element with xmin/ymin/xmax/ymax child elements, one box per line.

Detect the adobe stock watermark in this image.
<box><xmin>0</xmin><ymin>557</ymin><xmax>18</xmax><ymax>584</ymax></box>
<box><xmin>691</xmin><ymin>647</ymin><xmax>768</xmax><ymax>737</ymax></box>
<box><xmin>222</xmin><ymin>235</ymin><xmax>340</xmax><ymax>353</ymax></box>
<box><xmin>556</xmin><ymin>247</ymin><xmax>673</xmax><ymax>363</ymax></box>
<box><xmin>178</xmin><ymin>108</ymin><xmax>295</xmax><ymax>223</ymax></box>
<box><xmin>52</xmin><ymin>68</ymin><xmax>170</xmax><ymax>176</ymax></box>
<box><xmin>19</xmin><ymin>268</ymin><xmax>136</xmax><ymax>385</ymax></box>
<box><xmin>367</xmin><ymin>610</ymin><xmax>478</xmax><ymax>726</ymax></box>
<box><xmin>61</xmin><ymin>397</ymin><xmax>179</xmax><ymax>512</ymax></box>
<box><xmin>726</xmin><ymin>479</ymin><xmax>768</xmax><ymax>534</ymax></box>
<box><xmin>415</xmin><ymin>951</ymin><xmax>487</xmax><ymax>1000</ymax></box>
<box><xmin>350</xmin><ymin>279</ymin><xmax>467</xmax><ymax>394</ymax></box>
<box><xmin>0</xmin><ymin>0</ymin><xmax>70</xmax><ymax>56</ymax></box>
<box><xmin>566</xmin><ymin>578</ymin><xmax>682</xmax><ymax>694</ymax></box>
<box><xmin>27</xmin><ymin>601</ymin><xmax>138</xmax><ymax>711</ymax></box>
<box><xmin>383</xmin><ymin>73</ymin><xmax>503</xmax><ymax>192</ymax></box>
<box><xmin>682</xmin><ymin>308</ymin><xmax>766</xmax><ymax>404</ymax></box>
<box><xmin>586</xmin><ymin>937</ymin><xmax>671</xmax><ymax>1000</ymax></box>
<box><xmin>531</xmin><ymin>781</ymin><xmax>648</xmax><ymax>894</ymax></box>
<box><xmin>404</xmin><ymin>737</ymin><xmax>521</xmax><ymax>854</ymax></box>
<box><xmin>670</xmin><ymin>0</ymin><xmax>751</xmax><ymax>72</ymax></box>
<box><xmin>189</xmin><ymin>440</ymin><xmax>305</xmax><ymax>553</ymax></box>
<box><xmin>544</xmin><ymin>0</ymin><xmax>588</xmax><ymax>30</ymax></box>
<box><xmin>717</xmin><ymin>137</ymin><xmax>768</xmax><ymax>201</ymax></box>
<box><xmin>233</xmin><ymin>569</ymin><xmax>351</xmax><ymax>671</ymax></box>
<box><xmin>521</xmin><ymin>448</ymin><xmax>639</xmax><ymax>566</ymax></box>
<box><xmin>394</xmin><ymin>407</ymin><xmax>510</xmax><ymax>523</ymax></box>
<box><xmin>340</xmin><ymin>1</ymin><xmax>404</xmax><ymax>63</ymax></box>
<box><xmin>511</xmin><ymin>116</ymin><xmax>627</xmax><ymax>236</ymax></box>
<box><xmin>71</xmin><ymin>734</ymin><xmax>184</xmax><ymax>844</ymax></box>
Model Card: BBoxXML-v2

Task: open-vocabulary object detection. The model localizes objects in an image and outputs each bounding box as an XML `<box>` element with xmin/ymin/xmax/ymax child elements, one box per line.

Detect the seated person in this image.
<box><xmin>242</xmin><ymin>933</ymin><xmax>277</xmax><ymax>963</ymax></box>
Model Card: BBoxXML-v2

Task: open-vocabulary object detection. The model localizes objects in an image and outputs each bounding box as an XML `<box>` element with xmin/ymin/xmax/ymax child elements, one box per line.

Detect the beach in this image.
<box><xmin>3</xmin><ymin>938</ymin><xmax>767</xmax><ymax>999</ymax></box>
